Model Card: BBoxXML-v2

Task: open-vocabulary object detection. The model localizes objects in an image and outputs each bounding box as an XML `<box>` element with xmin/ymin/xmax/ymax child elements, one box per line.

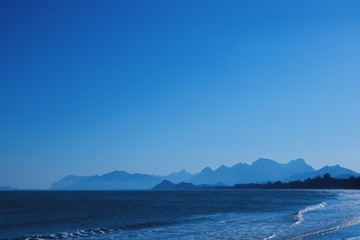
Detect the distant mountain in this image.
<box><xmin>188</xmin><ymin>158</ymin><xmax>314</xmax><ymax>185</ymax></box>
<box><xmin>51</xmin><ymin>171</ymin><xmax>163</xmax><ymax>190</ymax></box>
<box><xmin>174</xmin><ymin>182</ymin><xmax>198</xmax><ymax>190</ymax></box>
<box><xmin>50</xmin><ymin>158</ymin><xmax>360</xmax><ymax>190</ymax></box>
<box><xmin>188</xmin><ymin>167</ymin><xmax>215</xmax><ymax>185</ymax></box>
<box><xmin>0</xmin><ymin>186</ymin><xmax>17</xmax><ymax>191</ymax></box>
<box><xmin>163</xmin><ymin>169</ymin><xmax>193</xmax><ymax>183</ymax></box>
<box><xmin>152</xmin><ymin>180</ymin><xmax>210</xmax><ymax>190</ymax></box>
<box><xmin>152</xmin><ymin>180</ymin><xmax>176</xmax><ymax>190</ymax></box>
<box><xmin>51</xmin><ymin>169</ymin><xmax>193</xmax><ymax>190</ymax></box>
<box><xmin>50</xmin><ymin>175</ymin><xmax>88</xmax><ymax>190</ymax></box>
<box><xmin>285</xmin><ymin>165</ymin><xmax>360</xmax><ymax>182</ymax></box>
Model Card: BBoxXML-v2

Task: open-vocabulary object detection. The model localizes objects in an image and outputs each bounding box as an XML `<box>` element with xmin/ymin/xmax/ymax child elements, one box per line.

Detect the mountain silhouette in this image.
<box><xmin>50</xmin><ymin>158</ymin><xmax>359</xmax><ymax>190</ymax></box>
<box><xmin>50</xmin><ymin>175</ymin><xmax>88</xmax><ymax>190</ymax></box>
<box><xmin>152</xmin><ymin>180</ymin><xmax>176</xmax><ymax>190</ymax></box>
<box><xmin>50</xmin><ymin>170</ymin><xmax>195</xmax><ymax>190</ymax></box>
<box><xmin>163</xmin><ymin>169</ymin><xmax>193</xmax><ymax>183</ymax></box>
<box><xmin>284</xmin><ymin>165</ymin><xmax>360</xmax><ymax>181</ymax></box>
<box><xmin>152</xmin><ymin>180</ymin><xmax>211</xmax><ymax>190</ymax></box>
<box><xmin>188</xmin><ymin>158</ymin><xmax>314</xmax><ymax>185</ymax></box>
<box><xmin>52</xmin><ymin>171</ymin><xmax>163</xmax><ymax>190</ymax></box>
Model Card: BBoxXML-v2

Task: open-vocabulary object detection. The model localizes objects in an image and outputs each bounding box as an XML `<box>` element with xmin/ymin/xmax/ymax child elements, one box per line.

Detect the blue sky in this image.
<box><xmin>1</xmin><ymin>0</ymin><xmax>360</xmax><ymax>189</ymax></box>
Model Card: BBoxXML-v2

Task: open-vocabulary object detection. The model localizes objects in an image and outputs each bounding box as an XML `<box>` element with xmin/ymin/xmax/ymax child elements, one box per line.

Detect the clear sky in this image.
<box><xmin>1</xmin><ymin>0</ymin><xmax>360</xmax><ymax>189</ymax></box>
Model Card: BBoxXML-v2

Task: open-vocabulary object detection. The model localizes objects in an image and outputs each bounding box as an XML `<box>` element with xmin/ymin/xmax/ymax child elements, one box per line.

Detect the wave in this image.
<box><xmin>264</xmin><ymin>202</ymin><xmax>328</xmax><ymax>240</ymax></box>
<box><xmin>265</xmin><ymin>198</ymin><xmax>360</xmax><ymax>240</ymax></box>
<box><xmin>288</xmin><ymin>216</ymin><xmax>360</xmax><ymax>240</ymax></box>
<box><xmin>347</xmin><ymin>236</ymin><xmax>360</xmax><ymax>240</ymax></box>
<box><xmin>292</xmin><ymin>202</ymin><xmax>327</xmax><ymax>225</ymax></box>
<box><xmin>7</xmin><ymin>215</ymin><xmax>217</xmax><ymax>240</ymax></box>
<box><xmin>7</xmin><ymin>221</ymin><xmax>174</xmax><ymax>240</ymax></box>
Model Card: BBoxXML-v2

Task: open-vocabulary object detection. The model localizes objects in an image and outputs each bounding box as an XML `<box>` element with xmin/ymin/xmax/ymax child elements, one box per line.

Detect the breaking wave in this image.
<box><xmin>288</xmin><ymin>216</ymin><xmax>360</xmax><ymax>240</ymax></box>
<box><xmin>292</xmin><ymin>202</ymin><xmax>327</xmax><ymax>225</ymax></box>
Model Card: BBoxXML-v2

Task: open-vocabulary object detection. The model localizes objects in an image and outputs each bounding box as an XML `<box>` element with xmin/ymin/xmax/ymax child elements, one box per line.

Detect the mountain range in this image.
<box><xmin>152</xmin><ymin>180</ymin><xmax>212</xmax><ymax>190</ymax></box>
<box><xmin>50</xmin><ymin>170</ymin><xmax>195</xmax><ymax>190</ymax></box>
<box><xmin>50</xmin><ymin>158</ymin><xmax>359</xmax><ymax>190</ymax></box>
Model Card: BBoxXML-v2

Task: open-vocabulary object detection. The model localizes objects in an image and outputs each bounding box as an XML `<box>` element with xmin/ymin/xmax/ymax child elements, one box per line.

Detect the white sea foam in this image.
<box><xmin>288</xmin><ymin>216</ymin><xmax>360</xmax><ymax>240</ymax></box>
<box><xmin>263</xmin><ymin>233</ymin><xmax>276</xmax><ymax>239</ymax></box>
<box><xmin>347</xmin><ymin>236</ymin><xmax>360</xmax><ymax>240</ymax></box>
<box><xmin>292</xmin><ymin>202</ymin><xmax>327</xmax><ymax>225</ymax></box>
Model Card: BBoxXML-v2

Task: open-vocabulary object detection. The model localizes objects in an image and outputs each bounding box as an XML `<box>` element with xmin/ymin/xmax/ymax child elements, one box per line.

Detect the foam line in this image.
<box><xmin>292</xmin><ymin>202</ymin><xmax>327</xmax><ymax>225</ymax></box>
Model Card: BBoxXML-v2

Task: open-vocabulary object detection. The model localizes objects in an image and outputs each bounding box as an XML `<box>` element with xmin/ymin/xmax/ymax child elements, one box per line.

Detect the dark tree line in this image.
<box><xmin>232</xmin><ymin>174</ymin><xmax>360</xmax><ymax>189</ymax></box>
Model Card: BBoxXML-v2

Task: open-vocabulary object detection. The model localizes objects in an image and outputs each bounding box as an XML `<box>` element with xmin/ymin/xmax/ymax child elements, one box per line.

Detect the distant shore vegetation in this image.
<box><xmin>232</xmin><ymin>174</ymin><xmax>360</xmax><ymax>190</ymax></box>
<box><xmin>153</xmin><ymin>174</ymin><xmax>360</xmax><ymax>190</ymax></box>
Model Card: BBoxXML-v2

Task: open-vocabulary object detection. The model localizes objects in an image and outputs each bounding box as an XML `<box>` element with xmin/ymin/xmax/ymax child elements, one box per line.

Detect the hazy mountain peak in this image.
<box><xmin>285</xmin><ymin>163</ymin><xmax>359</xmax><ymax>182</ymax></box>
<box><xmin>50</xmin><ymin>175</ymin><xmax>88</xmax><ymax>190</ymax></box>
<box><xmin>167</xmin><ymin>169</ymin><xmax>188</xmax><ymax>175</ymax></box>
<box><xmin>201</xmin><ymin>167</ymin><xmax>213</xmax><ymax>173</ymax></box>
<box><xmin>50</xmin><ymin>158</ymin><xmax>359</xmax><ymax>190</ymax></box>
<box><xmin>289</xmin><ymin>158</ymin><xmax>305</xmax><ymax>164</ymax></box>
<box><xmin>252</xmin><ymin>158</ymin><xmax>278</xmax><ymax>166</ymax></box>
<box><xmin>162</xmin><ymin>180</ymin><xmax>173</xmax><ymax>184</ymax></box>
<box><xmin>102</xmin><ymin>170</ymin><xmax>128</xmax><ymax>177</ymax></box>
<box><xmin>53</xmin><ymin>170</ymin><xmax>163</xmax><ymax>190</ymax></box>
<box><xmin>164</xmin><ymin>169</ymin><xmax>193</xmax><ymax>183</ymax></box>
<box><xmin>216</xmin><ymin>165</ymin><xmax>229</xmax><ymax>171</ymax></box>
<box><xmin>319</xmin><ymin>165</ymin><xmax>346</xmax><ymax>172</ymax></box>
<box><xmin>188</xmin><ymin>158</ymin><xmax>319</xmax><ymax>186</ymax></box>
<box><xmin>287</xmin><ymin>158</ymin><xmax>313</xmax><ymax>169</ymax></box>
<box><xmin>320</xmin><ymin>165</ymin><xmax>337</xmax><ymax>170</ymax></box>
<box><xmin>152</xmin><ymin>180</ymin><xmax>176</xmax><ymax>190</ymax></box>
<box><xmin>232</xmin><ymin>162</ymin><xmax>249</xmax><ymax>168</ymax></box>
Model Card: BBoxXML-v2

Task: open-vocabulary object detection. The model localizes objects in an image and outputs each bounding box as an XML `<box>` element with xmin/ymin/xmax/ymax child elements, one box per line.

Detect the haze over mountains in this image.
<box><xmin>188</xmin><ymin>158</ymin><xmax>314</xmax><ymax>185</ymax></box>
<box><xmin>49</xmin><ymin>158</ymin><xmax>360</xmax><ymax>190</ymax></box>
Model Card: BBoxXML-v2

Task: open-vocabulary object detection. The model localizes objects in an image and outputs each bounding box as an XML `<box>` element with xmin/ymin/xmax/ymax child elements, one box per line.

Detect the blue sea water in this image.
<box><xmin>1</xmin><ymin>190</ymin><xmax>360</xmax><ymax>240</ymax></box>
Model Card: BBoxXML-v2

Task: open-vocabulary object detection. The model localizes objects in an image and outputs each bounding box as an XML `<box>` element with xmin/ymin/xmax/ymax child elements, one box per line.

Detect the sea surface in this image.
<box><xmin>1</xmin><ymin>190</ymin><xmax>360</xmax><ymax>240</ymax></box>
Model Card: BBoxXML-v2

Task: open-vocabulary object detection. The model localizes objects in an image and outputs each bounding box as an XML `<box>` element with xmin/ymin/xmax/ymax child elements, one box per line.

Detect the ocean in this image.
<box><xmin>1</xmin><ymin>190</ymin><xmax>360</xmax><ymax>240</ymax></box>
